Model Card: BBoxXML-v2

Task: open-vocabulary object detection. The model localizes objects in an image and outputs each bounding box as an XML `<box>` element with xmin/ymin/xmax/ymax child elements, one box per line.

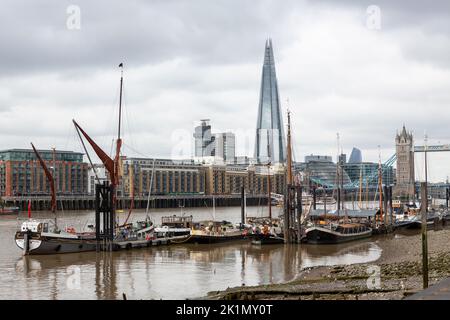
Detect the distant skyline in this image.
<box><xmin>1</xmin><ymin>1</ymin><xmax>450</xmax><ymax>182</ymax></box>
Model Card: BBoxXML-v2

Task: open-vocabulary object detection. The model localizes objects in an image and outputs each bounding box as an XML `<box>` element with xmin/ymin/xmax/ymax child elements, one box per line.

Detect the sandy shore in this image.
<box><xmin>206</xmin><ymin>227</ymin><xmax>450</xmax><ymax>300</ymax></box>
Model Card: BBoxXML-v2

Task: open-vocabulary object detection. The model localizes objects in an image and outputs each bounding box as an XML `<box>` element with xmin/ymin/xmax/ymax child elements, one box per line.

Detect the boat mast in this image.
<box><xmin>358</xmin><ymin>165</ymin><xmax>363</xmax><ymax>209</ymax></box>
<box><xmin>122</xmin><ymin>161</ymin><xmax>134</xmax><ymax>226</ymax></box>
<box><xmin>71</xmin><ymin>63</ymin><xmax>124</xmax><ymax>234</ymax></box>
<box><xmin>378</xmin><ymin>146</ymin><xmax>383</xmax><ymax>222</ymax></box>
<box><xmin>341</xmin><ymin>146</ymin><xmax>344</xmax><ymax>211</ymax></box>
<box><xmin>336</xmin><ymin>133</ymin><xmax>340</xmax><ymax>216</ymax></box>
<box><xmin>286</xmin><ymin>110</ymin><xmax>293</xmax><ymax>186</ymax></box>
<box><xmin>114</xmin><ymin>63</ymin><xmax>124</xmax><ymax>190</ymax></box>
<box><xmin>267</xmin><ymin>130</ymin><xmax>272</xmax><ymax>220</ymax></box>
<box><xmin>145</xmin><ymin>158</ymin><xmax>156</xmax><ymax>222</ymax></box>
<box><xmin>52</xmin><ymin>147</ymin><xmax>57</xmax><ymax>228</ymax></box>
<box><xmin>284</xmin><ymin>109</ymin><xmax>294</xmax><ymax>242</ymax></box>
<box><xmin>424</xmin><ymin>133</ymin><xmax>428</xmax><ymax>211</ymax></box>
<box><xmin>114</xmin><ymin>63</ymin><xmax>124</xmax><ymax>229</ymax></box>
<box><xmin>118</xmin><ymin>64</ymin><xmax>123</xmax><ymax>143</ymax></box>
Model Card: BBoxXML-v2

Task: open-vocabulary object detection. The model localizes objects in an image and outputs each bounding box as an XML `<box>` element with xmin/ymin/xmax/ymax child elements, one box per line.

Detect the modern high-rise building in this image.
<box><xmin>193</xmin><ymin>120</ymin><xmax>238</xmax><ymax>164</ymax></box>
<box><xmin>348</xmin><ymin>147</ymin><xmax>363</xmax><ymax>163</ymax></box>
<box><xmin>214</xmin><ymin>132</ymin><xmax>235</xmax><ymax>163</ymax></box>
<box><xmin>254</xmin><ymin>39</ymin><xmax>286</xmax><ymax>164</ymax></box>
<box><xmin>193</xmin><ymin>119</ymin><xmax>215</xmax><ymax>157</ymax></box>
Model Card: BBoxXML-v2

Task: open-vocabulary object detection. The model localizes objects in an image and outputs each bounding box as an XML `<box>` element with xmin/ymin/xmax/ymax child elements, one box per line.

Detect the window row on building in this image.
<box><xmin>0</xmin><ymin>149</ymin><xmax>88</xmax><ymax>197</ymax></box>
<box><xmin>115</xmin><ymin>158</ymin><xmax>287</xmax><ymax>197</ymax></box>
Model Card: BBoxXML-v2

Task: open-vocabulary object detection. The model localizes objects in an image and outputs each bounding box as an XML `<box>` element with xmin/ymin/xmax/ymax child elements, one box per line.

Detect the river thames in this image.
<box><xmin>0</xmin><ymin>206</ymin><xmax>383</xmax><ymax>299</ymax></box>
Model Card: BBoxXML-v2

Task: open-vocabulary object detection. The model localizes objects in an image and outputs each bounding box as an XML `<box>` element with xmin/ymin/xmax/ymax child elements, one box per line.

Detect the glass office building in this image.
<box><xmin>254</xmin><ymin>39</ymin><xmax>286</xmax><ymax>164</ymax></box>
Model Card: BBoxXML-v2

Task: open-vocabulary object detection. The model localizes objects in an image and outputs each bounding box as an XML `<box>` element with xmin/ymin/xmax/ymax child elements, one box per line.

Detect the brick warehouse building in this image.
<box><xmin>0</xmin><ymin>149</ymin><xmax>88</xmax><ymax>197</ymax></box>
<box><xmin>120</xmin><ymin>157</ymin><xmax>286</xmax><ymax>197</ymax></box>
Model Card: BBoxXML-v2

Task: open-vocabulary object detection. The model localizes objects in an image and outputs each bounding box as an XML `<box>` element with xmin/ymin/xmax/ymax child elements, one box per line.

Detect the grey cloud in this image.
<box><xmin>0</xmin><ymin>0</ymin><xmax>300</xmax><ymax>76</ymax></box>
<box><xmin>1</xmin><ymin>0</ymin><xmax>450</xmax><ymax>182</ymax></box>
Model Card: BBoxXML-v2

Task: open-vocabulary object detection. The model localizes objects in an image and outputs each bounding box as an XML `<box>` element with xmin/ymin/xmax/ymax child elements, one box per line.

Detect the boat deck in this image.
<box><xmin>114</xmin><ymin>235</ymin><xmax>189</xmax><ymax>250</ymax></box>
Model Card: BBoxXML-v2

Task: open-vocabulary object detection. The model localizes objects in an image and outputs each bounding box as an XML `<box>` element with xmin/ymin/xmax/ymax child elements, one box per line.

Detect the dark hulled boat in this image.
<box><xmin>15</xmin><ymin>220</ymin><xmax>98</xmax><ymax>255</ymax></box>
<box><xmin>251</xmin><ymin>233</ymin><xmax>284</xmax><ymax>245</ymax></box>
<box><xmin>247</xmin><ymin>218</ymin><xmax>285</xmax><ymax>245</ymax></box>
<box><xmin>305</xmin><ymin>223</ymin><xmax>372</xmax><ymax>244</ymax></box>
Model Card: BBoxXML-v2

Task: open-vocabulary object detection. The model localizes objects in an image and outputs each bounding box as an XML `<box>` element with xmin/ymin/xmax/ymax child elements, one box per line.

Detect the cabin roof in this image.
<box><xmin>309</xmin><ymin>209</ymin><xmax>377</xmax><ymax>218</ymax></box>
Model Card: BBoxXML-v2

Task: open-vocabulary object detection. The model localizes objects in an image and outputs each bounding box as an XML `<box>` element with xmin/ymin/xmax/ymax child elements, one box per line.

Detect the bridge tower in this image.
<box><xmin>393</xmin><ymin>125</ymin><xmax>415</xmax><ymax>200</ymax></box>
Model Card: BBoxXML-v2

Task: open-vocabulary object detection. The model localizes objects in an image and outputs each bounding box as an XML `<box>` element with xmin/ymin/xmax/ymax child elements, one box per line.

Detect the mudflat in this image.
<box><xmin>207</xmin><ymin>227</ymin><xmax>450</xmax><ymax>300</ymax></box>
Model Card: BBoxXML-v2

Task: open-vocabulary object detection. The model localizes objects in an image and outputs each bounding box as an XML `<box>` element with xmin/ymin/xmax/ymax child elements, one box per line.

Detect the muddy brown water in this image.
<box><xmin>0</xmin><ymin>206</ymin><xmax>385</xmax><ymax>299</ymax></box>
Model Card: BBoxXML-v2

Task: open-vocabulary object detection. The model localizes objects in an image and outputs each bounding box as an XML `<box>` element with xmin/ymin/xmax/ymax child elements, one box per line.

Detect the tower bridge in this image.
<box><xmin>306</xmin><ymin>126</ymin><xmax>450</xmax><ymax>195</ymax></box>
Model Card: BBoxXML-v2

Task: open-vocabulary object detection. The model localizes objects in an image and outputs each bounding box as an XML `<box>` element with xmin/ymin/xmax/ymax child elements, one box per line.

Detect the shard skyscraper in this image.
<box><xmin>254</xmin><ymin>39</ymin><xmax>286</xmax><ymax>164</ymax></box>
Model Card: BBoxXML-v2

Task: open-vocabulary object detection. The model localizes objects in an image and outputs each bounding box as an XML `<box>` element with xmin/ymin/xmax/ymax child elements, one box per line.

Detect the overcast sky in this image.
<box><xmin>1</xmin><ymin>0</ymin><xmax>450</xmax><ymax>182</ymax></box>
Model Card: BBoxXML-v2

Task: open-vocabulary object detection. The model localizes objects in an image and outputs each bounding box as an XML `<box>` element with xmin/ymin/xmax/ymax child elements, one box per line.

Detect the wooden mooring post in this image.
<box><xmin>389</xmin><ymin>185</ymin><xmax>393</xmax><ymax>226</ymax></box>
<box><xmin>296</xmin><ymin>186</ymin><xmax>302</xmax><ymax>243</ymax></box>
<box><xmin>95</xmin><ymin>181</ymin><xmax>115</xmax><ymax>252</ymax></box>
<box><xmin>383</xmin><ymin>185</ymin><xmax>388</xmax><ymax>227</ymax></box>
<box><xmin>446</xmin><ymin>187</ymin><xmax>449</xmax><ymax>209</ymax></box>
<box><xmin>240</xmin><ymin>186</ymin><xmax>245</xmax><ymax>227</ymax></box>
<box><xmin>312</xmin><ymin>187</ymin><xmax>316</xmax><ymax>210</ymax></box>
<box><xmin>420</xmin><ymin>181</ymin><xmax>429</xmax><ymax>289</ymax></box>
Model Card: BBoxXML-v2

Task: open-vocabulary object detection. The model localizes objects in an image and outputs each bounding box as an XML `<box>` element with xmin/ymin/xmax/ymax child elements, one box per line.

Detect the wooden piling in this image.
<box><xmin>383</xmin><ymin>185</ymin><xmax>388</xmax><ymax>226</ymax></box>
<box><xmin>240</xmin><ymin>186</ymin><xmax>245</xmax><ymax>226</ymax></box>
<box><xmin>389</xmin><ymin>186</ymin><xmax>393</xmax><ymax>226</ymax></box>
<box><xmin>312</xmin><ymin>187</ymin><xmax>316</xmax><ymax>210</ymax></box>
<box><xmin>296</xmin><ymin>186</ymin><xmax>302</xmax><ymax>243</ymax></box>
<box><xmin>446</xmin><ymin>187</ymin><xmax>449</xmax><ymax>209</ymax></box>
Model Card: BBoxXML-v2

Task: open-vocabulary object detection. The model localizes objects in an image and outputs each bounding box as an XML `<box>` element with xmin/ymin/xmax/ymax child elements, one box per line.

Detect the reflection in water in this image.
<box><xmin>301</xmin><ymin>241</ymin><xmax>382</xmax><ymax>269</ymax></box>
<box><xmin>10</xmin><ymin>241</ymin><xmax>382</xmax><ymax>300</ymax></box>
<box><xmin>2</xmin><ymin>208</ymin><xmax>382</xmax><ymax>300</ymax></box>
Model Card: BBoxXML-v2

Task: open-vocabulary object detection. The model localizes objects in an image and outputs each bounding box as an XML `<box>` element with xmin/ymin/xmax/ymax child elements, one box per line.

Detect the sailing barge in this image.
<box><xmin>305</xmin><ymin>223</ymin><xmax>372</xmax><ymax>244</ymax></box>
<box><xmin>14</xmin><ymin>64</ymin><xmax>189</xmax><ymax>255</ymax></box>
<box><xmin>187</xmin><ymin>220</ymin><xmax>246</xmax><ymax>244</ymax></box>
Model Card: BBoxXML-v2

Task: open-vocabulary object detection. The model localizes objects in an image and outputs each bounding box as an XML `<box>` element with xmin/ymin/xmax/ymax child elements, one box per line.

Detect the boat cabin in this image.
<box><xmin>20</xmin><ymin>220</ymin><xmax>50</xmax><ymax>233</ymax></box>
<box><xmin>334</xmin><ymin>223</ymin><xmax>370</xmax><ymax>234</ymax></box>
<box><xmin>161</xmin><ymin>215</ymin><xmax>193</xmax><ymax>228</ymax></box>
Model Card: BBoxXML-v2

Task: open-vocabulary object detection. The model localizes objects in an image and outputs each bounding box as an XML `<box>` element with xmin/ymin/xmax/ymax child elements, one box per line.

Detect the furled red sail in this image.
<box><xmin>31</xmin><ymin>143</ymin><xmax>56</xmax><ymax>213</ymax></box>
<box><xmin>72</xmin><ymin>119</ymin><xmax>116</xmax><ymax>186</ymax></box>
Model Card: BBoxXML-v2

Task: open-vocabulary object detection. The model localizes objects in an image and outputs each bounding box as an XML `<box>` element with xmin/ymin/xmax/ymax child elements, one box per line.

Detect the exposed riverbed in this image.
<box><xmin>208</xmin><ymin>227</ymin><xmax>450</xmax><ymax>300</ymax></box>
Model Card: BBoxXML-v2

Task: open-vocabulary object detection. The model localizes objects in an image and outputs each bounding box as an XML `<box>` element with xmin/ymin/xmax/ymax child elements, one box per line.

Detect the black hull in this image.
<box><xmin>393</xmin><ymin>221</ymin><xmax>416</xmax><ymax>229</ymax></box>
<box><xmin>306</xmin><ymin>228</ymin><xmax>372</xmax><ymax>244</ymax></box>
<box><xmin>249</xmin><ymin>233</ymin><xmax>285</xmax><ymax>245</ymax></box>
<box><xmin>406</xmin><ymin>220</ymin><xmax>440</xmax><ymax>230</ymax></box>
<box><xmin>251</xmin><ymin>235</ymin><xmax>285</xmax><ymax>245</ymax></box>
<box><xmin>16</xmin><ymin>235</ymin><xmax>98</xmax><ymax>255</ymax></box>
<box><xmin>187</xmin><ymin>234</ymin><xmax>245</xmax><ymax>244</ymax></box>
